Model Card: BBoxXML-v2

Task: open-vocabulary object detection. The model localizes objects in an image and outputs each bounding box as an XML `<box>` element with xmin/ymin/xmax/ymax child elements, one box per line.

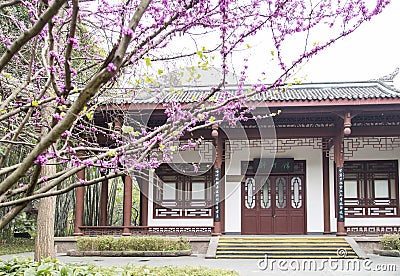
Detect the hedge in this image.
<box><xmin>381</xmin><ymin>234</ymin><xmax>400</xmax><ymax>251</ymax></box>
<box><xmin>76</xmin><ymin>236</ymin><xmax>191</xmax><ymax>252</ymax></box>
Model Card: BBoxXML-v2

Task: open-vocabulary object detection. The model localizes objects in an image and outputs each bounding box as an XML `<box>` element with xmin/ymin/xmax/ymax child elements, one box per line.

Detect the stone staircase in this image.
<box><xmin>215</xmin><ymin>237</ymin><xmax>359</xmax><ymax>259</ymax></box>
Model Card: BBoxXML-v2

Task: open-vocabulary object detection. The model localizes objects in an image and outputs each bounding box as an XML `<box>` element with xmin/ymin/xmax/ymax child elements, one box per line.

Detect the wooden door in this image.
<box><xmin>273</xmin><ymin>176</ymin><xmax>289</xmax><ymax>234</ymax></box>
<box><xmin>241</xmin><ymin>175</ymin><xmax>305</xmax><ymax>234</ymax></box>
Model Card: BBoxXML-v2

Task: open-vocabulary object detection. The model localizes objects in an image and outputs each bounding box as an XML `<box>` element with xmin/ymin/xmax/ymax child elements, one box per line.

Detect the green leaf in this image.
<box><xmin>121</xmin><ymin>125</ymin><xmax>134</xmax><ymax>133</ymax></box>
<box><xmin>60</xmin><ymin>266</ymin><xmax>70</xmax><ymax>276</ymax></box>
<box><xmin>86</xmin><ymin>111</ymin><xmax>93</xmax><ymax>121</ymax></box>
<box><xmin>23</xmin><ymin>267</ymin><xmax>36</xmax><ymax>276</ymax></box>
<box><xmin>196</xmin><ymin>50</ymin><xmax>203</xmax><ymax>59</ymax></box>
<box><xmin>144</xmin><ymin>57</ymin><xmax>151</xmax><ymax>67</ymax></box>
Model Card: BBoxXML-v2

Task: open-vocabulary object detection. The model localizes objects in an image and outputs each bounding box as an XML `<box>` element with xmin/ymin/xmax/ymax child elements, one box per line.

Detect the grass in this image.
<box><xmin>0</xmin><ymin>238</ymin><xmax>35</xmax><ymax>255</ymax></box>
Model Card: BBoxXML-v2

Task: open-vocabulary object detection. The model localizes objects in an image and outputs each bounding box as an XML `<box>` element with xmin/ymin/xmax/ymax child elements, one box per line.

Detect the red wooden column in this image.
<box><xmin>212</xmin><ymin>124</ymin><xmax>222</xmax><ymax>235</ymax></box>
<box><xmin>334</xmin><ymin>134</ymin><xmax>346</xmax><ymax>236</ymax></box>
<box><xmin>322</xmin><ymin>138</ymin><xmax>331</xmax><ymax>234</ymax></box>
<box><xmin>99</xmin><ymin>179</ymin><xmax>108</xmax><ymax>226</ymax></box>
<box><xmin>138</xmin><ymin>172</ymin><xmax>149</xmax><ymax>226</ymax></box>
<box><xmin>74</xmin><ymin>169</ymin><xmax>85</xmax><ymax>235</ymax></box>
<box><xmin>335</xmin><ymin>113</ymin><xmax>351</xmax><ymax>236</ymax></box>
<box><xmin>123</xmin><ymin>175</ymin><xmax>133</xmax><ymax>235</ymax></box>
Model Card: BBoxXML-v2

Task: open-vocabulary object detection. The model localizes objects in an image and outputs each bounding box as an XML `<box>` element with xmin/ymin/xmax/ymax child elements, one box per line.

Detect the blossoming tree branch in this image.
<box><xmin>0</xmin><ymin>0</ymin><xmax>391</xmax><ymax>229</ymax></box>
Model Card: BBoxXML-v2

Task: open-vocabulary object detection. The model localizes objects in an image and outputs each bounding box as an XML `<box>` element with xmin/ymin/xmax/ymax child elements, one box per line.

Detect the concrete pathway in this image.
<box><xmin>2</xmin><ymin>252</ymin><xmax>400</xmax><ymax>275</ymax></box>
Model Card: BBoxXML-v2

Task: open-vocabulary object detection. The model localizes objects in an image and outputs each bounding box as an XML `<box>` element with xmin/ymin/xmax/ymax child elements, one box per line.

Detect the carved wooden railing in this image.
<box><xmin>79</xmin><ymin>226</ymin><xmax>214</xmax><ymax>236</ymax></box>
<box><xmin>345</xmin><ymin>202</ymin><xmax>398</xmax><ymax>217</ymax></box>
<box><xmin>345</xmin><ymin>226</ymin><xmax>400</xmax><ymax>236</ymax></box>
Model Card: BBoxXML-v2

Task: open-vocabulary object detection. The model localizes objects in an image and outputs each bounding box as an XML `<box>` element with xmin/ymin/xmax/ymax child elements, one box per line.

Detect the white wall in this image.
<box><xmin>224</xmin><ymin>181</ymin><xmax>241</xmax><ymax>233</ymax></box>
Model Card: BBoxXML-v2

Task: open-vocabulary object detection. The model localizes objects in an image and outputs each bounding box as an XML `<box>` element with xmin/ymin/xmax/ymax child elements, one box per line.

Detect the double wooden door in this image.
<box><xmin>241</xmin><ymin>175</ymin><xmax>306</xmax><ymax>234</ymax></box>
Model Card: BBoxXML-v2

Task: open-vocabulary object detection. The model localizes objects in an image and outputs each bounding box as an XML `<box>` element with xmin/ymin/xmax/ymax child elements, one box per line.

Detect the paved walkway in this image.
<box><xmin>2</xmin><ymin>252</ymin><xmax>400</xmax><ymax>275</ymax></box>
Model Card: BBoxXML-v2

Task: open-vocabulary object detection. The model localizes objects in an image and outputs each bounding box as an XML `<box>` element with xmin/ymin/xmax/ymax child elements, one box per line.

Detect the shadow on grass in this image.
<box><xmin>0</xmin><ymin>238</ymin><xmax>34</xmax><ymax>255</ymax></box>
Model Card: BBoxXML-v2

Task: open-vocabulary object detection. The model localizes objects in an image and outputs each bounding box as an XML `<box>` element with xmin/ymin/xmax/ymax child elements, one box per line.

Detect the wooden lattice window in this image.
<box><xmin>291</xmin><ymin>177</ymin><xmax>302</xmax><ymax>208</ymax></box>
<box><xmin>153</xmin><ymin>164</ymin><xmax>213</xmax><ymax>218</ymax></box>
<box><xmin>275</xmin><ymin>176</ymin><xmax>287</xmax><ymax>209</ymax></box>
<box><xmin>244</xmin><ymin>177</ymin><xmax>256</xmax><ymax>209</ymax></box>
<box><xmin>344</xmin><ymin>160</ymin><xmax>399</xmax><ymax>217</ymax></box>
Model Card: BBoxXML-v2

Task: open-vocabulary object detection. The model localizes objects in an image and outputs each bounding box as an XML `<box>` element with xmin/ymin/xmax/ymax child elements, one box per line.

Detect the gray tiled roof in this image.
<box><xmin>104</xmin><ymin>81</ymin><xmax>400</xmax><ymax>105</ymax></box>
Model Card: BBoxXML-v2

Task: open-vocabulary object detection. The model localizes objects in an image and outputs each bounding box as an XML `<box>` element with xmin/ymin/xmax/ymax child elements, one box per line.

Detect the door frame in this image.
<box><xmin>240</xmin><ymin>160</ymin><xmax>307</xmax><ymax>234</ymax></box>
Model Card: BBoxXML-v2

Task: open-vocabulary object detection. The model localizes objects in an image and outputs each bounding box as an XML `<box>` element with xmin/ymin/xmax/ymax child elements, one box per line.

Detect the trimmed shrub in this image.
<box><xmin>76</xmin><ymin>236</ymin><xmax>191</xmax><ymax>252</ymax></box>
<box><xmin>381</xmin><ymin>234</ymin><xmax>400</xmax><ymax>251</ymax></box>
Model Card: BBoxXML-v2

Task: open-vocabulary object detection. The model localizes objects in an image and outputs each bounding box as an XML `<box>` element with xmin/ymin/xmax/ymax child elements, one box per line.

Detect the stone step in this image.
<box><xmin>217</xmin><ymin>247</ymin><xmax>355</xmax><ymax>251</ymax></box>
<box><xmin>215</xmin><ymin>237</ymin><xmax>359</xmax><ymax>259</ymax></box>
<box><xmin>216</xmin><ymin>254</ymin><xmax>359</xmax><ymax>259</ymax></box>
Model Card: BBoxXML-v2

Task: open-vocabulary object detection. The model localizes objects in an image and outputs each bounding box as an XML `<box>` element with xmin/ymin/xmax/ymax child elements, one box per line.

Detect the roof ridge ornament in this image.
<box><xmin>376</xmin><ymin>67</ymin><xmax>399</xmax><ymax>82</ymax></box>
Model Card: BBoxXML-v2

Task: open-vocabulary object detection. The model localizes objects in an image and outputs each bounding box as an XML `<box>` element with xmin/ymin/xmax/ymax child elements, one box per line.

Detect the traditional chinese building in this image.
<box><xmin>74</xmin><ymin>78</ymin><xmax>400</xmax><ymax>236</ymax></box>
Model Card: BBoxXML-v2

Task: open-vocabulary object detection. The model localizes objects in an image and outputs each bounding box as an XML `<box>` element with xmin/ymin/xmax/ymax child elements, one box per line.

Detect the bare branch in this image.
<box><xmin>0</xmin><ymin>79</ymin><xmax>52</xmax><ymax>166</ymax></box>
<box><xmin>0</xmin><ymin>0</ymin><xmax>153</xmax><ymax>196</ymax></box>
<box><xmin>0</xmin><ymin>0</ymin><xmax>68</xmax><ymax>72</ymax></box>
<box><xmin>0</xmin><ymin>140</ymin><xmax>35</xmax><ymax>146</ymax></box>
<box><xmin>0</xmin><ymin>171</ymin><xmax>123</xmax><ymax>207</ymax></box>
<box><xmin>64</xmin><ymin>0</ymin><xmax>79</xmax><ymax>94</ymax></box>
<box><xmin>0</xmin><ymin>164</ymin><xmax>40</xmax><ymax>229</ymax></box>
<box><xmin>0</xmin><ymin>0</ymin><xmax>21</xmax><ymax>9</ymax></box>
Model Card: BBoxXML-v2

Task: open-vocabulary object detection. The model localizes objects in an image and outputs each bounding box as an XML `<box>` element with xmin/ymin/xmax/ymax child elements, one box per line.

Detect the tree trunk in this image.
<box><xmin>34</xmin><ymin>96</ymin><xmax>57</xmax><ymax>260</ymax></box>
<box><xmin>34</xmin><ymin>164</ymin><xmax>56</xmax><ymax>260</ymax></box>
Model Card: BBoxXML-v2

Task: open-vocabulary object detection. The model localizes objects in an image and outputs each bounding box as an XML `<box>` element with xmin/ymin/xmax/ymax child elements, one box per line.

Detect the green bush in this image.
<box><xmin>0</xmin><ymin>258</ymin><xmax>239</xmax><ymax>276</ymax></box>
<box><xmin>76</xmin><ymin>236</ymin><xmax>191</xmax><ymax>252</ymax></box>
<box><xmin>381</xmin><ymin>234</ymin><xmax>400</xmax><ymax>251</ymax></box>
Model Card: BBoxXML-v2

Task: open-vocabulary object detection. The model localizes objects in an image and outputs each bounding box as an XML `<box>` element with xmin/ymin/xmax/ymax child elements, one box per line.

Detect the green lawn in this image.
<box><xmin>0</xmin><ymin>238</ymin><xmax>34</xmax><ymax>255</ymax></box>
